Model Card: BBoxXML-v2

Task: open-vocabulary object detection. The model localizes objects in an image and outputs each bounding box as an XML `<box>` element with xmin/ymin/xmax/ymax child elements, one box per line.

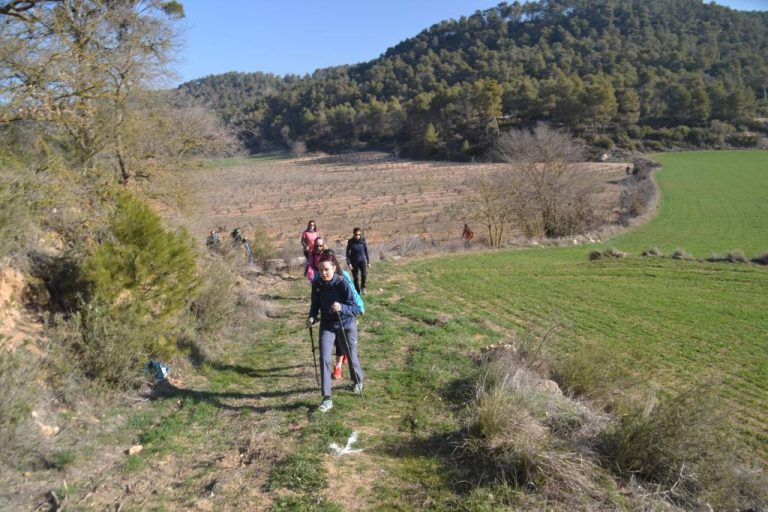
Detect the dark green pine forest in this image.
<box><xmin>179</xmin><ymin>0</ymin><xmax>768</xmax><ymax>159</ymax></box>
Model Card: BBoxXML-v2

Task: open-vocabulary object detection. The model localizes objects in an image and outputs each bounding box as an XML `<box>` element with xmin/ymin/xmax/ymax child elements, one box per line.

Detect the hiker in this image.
<box><xmin>242</xmin><ymin>236</ymin><xmax>254</xmax><ymax>265</ymax></box>
<box><xmin>345</xmin><ymin>227</ymin><xmax>371</xmax><ymax>294</ymax></box>
<box><xmin>306</xmin><ymin>238</ymin><xmax>326</xmax><ymax>282</ymax></box>
<box><xmin>231</xmin><ymin>227</ymin><xmax>243</xmax><ymax>243</ymax></box>
<box><xmin>312</xmin><ymin>249</ymin><xmax>365</xmax><ymax>381</ymax></box>
<box><xmin>301</xmin><ymin>220</ymin><xmax>320</xmax><ymax>276</ymax></box>
<box><xmin>307</xmin><ymin>252</ymin><xmax>364</xmax><ymax>412</ymax></box>
<box><xmin>461</xmin><ymin>223</ymin><xmax>474</xmax><ymax>247</ymax></box>
<box><xmin>206</xmin><ymin>229</ymin><xmax>220</xmax><ymax>248</ymax></box>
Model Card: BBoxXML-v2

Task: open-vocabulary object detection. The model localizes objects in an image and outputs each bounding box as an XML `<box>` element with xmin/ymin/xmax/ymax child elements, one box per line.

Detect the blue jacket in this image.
<box><xmin>346</xmin><ymin>237</ymin><xmax>369</xmax><ymax>265</ymax></box>
<box><xmin>309</xmin><ymin>273</ymin><xmax>360</xmax><ymax>329</ymax></box>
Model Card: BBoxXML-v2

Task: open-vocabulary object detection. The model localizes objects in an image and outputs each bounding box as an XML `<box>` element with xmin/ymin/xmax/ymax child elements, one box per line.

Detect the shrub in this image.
<box><xmin>599</xmin><ymin>385</ymin><xmax>767</xmax><ymax>510</ymax></box>
<box><xmin>670</xmin><ymin>248</ymin><xmax>693</xmax><ymax>260</ymax></box>
<box><xmin>751</xmin><ymin>252</ymin><xmax>768</xmax><ymax>265</ymax></box>
<box><xmin>459</xmin><ymin>349</ymin><xmax>607</xmax><ymax>504</ymax></box>
<box><xmin>551</xmin><ymin>343</ymin><xmax>638</xmax><ymax>411</ymax></box>
<box><xmin>0</xmin><ymin>165</ymin><xmax>43</xmax><ymax>258</ymax></box>
<box><xmin>189</xmin><ymin>258</ymin><xmax>237</xmax><ymax>334</ymax></box>
<box><xmin>726</xmin><ymin>133</ymin><xmax>758</xmax><ymax>148</ymax></box>
<box><xmin>603</xmin><ymin>247</ymin><xmax>626</xmax><ymax>258</ymax></box>
<box><xmin>589</xmin><ymin>247</ymin><xmax>627</xmax><ymax>261</ymax></box>
<box><xmin>0</xmin><ymin>350</ymin><xmax>38</xmax><ymax>463</ymax></box>
<box><xmin>246</xmin><ymin>223</ymin><xmax>278</xmax><ymax>264</ymax></box>
<box><xmin>79</xmin><ymin>191</ymin><xmax>199</xmax><ymax>386</ymax></box>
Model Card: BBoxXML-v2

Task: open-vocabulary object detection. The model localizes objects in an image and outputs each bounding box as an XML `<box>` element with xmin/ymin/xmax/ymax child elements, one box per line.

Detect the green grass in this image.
<box><xmin>382</xmin><ymin>150</ymin><xmax>768</xmax><ymax>459</ymax></box>
<box><xmin>611</xmin><ymin>150</ymin><xmax>768</xmax><ymax>256</ymax></box>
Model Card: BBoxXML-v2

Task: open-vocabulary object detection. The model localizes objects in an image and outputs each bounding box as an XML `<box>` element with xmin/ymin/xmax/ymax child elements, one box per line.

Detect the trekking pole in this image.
<box><xmin>337</xmin><ymin>311</ymin><xmax>367</xmax><ymax>409</ymax></box>
<box><xmin>308</xmin><ymin>326</ymin><xmax>320</xmax><ymax>390</ymax></box>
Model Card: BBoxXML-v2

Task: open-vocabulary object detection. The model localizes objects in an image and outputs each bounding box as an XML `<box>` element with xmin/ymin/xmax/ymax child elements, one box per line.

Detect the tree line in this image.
<box><xmin>180</xmin><ymin>0</ymin><xmax>768</xmax><ymax>159</ymax></box>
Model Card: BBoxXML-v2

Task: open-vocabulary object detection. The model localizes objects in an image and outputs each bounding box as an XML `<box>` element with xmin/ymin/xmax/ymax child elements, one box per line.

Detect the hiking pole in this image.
<box><xmin>336</xmin><ymin>311</ymin><xmax>367</xmax><ymax>409</ymax></box>
<box><xmin>308</xmin><ymin>326</ymin><xmax>320</xmax><ymax>390</ymax></box>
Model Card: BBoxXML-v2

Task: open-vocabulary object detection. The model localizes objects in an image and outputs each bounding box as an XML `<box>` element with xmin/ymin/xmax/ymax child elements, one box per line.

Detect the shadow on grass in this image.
<box><xmin>206</xmin><ymin>361</ymin><xmax>307</xmax><ymax>379</ymax></box>
<box><xmin>144</xmin><ymin>382</ymin><xmax>317</xmax><ymax>414</ymax></box>
<box><xmin>378</xmin><ymin>429</ymin><xmax>487</xmax><ymax>497</ymax></box>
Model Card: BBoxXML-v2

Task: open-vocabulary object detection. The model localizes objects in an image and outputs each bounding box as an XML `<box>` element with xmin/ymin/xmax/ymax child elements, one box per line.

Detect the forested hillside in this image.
<box><xmin>179</xmin><ymin>0</ymin><xmax>768</xmax><ymax>159</ymax></box>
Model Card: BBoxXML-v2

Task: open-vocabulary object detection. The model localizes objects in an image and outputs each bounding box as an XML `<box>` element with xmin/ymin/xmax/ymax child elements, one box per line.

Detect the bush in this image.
<box><xmin>0</xmin><ymin>165</ymin><xmax>43</xmax><ymax>259</ymax></box>
<box><xmin>189</xmin><ymin>258</ymin><xmax>237</xmax><ymax>334</ymax></box>
<box><xmin>551</xmin><ymin>343</ymin><xmax>638</xmax><ymax>411</ymax></box>
<box><xmin>246</xmin><ymin>223</ymin><xmax>278</xmax><ymax>264</ymax></box>
<box><xmin>670</xmin><ymin>248</ymin><xmax>693</xmax><ymax>260</ymax></box>
<box><xmin>0</xmin><ymin>350</ymin><xmax>38</xmax><ymax>463</ymax></box>
<box><xmin>599</xmin><ymin>385</ymin><xmax>767</xmax><ymax>510</ymax></box>
<box><xmin>589</xmin><ymin>247</ymin><xmax>626</xmax><ymax>261</ymax></box>
<box><xmin>751</xmin><ymin>252</ymin><xmax>768</xmax><ymax>265</ymax></box>
<box><xmin>78</xmin><ymin>191</ymin><xmax>199</xmax><ymax>386</ymax></box>
<box><xmin>726</xmin><ymin>133</ymin><xmax>759</xmax><ymax>148</ymax></box>
<box><xmin>459</xmin><ymin>350</ymin><xmax>607</xmax><ymax>504</ymax></box>
<box><xmin>641</xmin><ymin>247</ymin><xmax>661</xmax><ymax>257</ymax></box>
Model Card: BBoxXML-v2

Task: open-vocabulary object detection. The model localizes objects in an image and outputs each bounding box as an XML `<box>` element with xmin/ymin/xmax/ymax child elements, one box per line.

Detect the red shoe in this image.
<box><xmin>332</xmin><ymin>366</ymin><xmax>342</xmax><ymax>380</ymax></box>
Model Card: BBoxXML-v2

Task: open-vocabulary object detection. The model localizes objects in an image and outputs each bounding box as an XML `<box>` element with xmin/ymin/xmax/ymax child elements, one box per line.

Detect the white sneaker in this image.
<box><xmin>318</xmin><ymin>399</ymin><xmax>333</xmax><ymax>412</ymax></box>
<box><xmin>352</xmin><ymin>382</ymin><xmax>364</xmax><ymax>395</ymax></box>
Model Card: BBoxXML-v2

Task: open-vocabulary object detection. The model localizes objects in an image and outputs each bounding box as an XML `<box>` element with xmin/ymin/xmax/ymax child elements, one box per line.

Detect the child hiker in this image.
<box><xmin>307</xmin><ymin>253</ymin><xmax>364</xmax><ymax>412</ymax></box>
<box><xmin>311</xmin><ymin>249</ymin><xmax>365</xmax><ymax>381</ymax></box>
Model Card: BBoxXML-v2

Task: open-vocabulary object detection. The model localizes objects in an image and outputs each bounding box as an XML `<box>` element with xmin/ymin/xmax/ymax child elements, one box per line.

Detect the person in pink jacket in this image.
<box><xmin>301</xmin><ymin>220</ymin><xmax>320</xmax><ymax>276</ymax></box>
<box><xmin>306</xmin><ymin>238</ymin><xmax>326</xmax><ymax>282</ymax></box>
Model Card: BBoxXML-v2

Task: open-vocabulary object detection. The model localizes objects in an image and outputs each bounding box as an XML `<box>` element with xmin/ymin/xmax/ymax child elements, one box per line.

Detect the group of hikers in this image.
<box><xmin>208</xmin><ymin>220</ymin><xmax>372</xmax><ymax>413</ymax></box>
<box><xmin>207</xmin><ymin>219</ymin><xmax>473</xmax><ymax>413</ymax></box>
<box><xmin>301</xmin><ymin>220</ymin><xmax>372</xmax><ymax>412</ymax></box>
<box><xmin>206</xmin><ymin>227</ymin><xmax>255</xmax><ymax>265</ymax></box>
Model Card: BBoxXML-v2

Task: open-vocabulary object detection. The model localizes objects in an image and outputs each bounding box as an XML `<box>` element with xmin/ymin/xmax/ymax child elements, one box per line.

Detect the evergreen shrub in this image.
<box><xmin>79</xmin><ymin>191</ymin><xmax>199</xmax><ymax>386</ymax></box>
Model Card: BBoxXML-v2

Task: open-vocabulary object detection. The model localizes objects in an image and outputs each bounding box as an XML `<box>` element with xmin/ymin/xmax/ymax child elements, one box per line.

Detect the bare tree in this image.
<box><xmin>466</xmin><ymin>171</ymin><xmax>516</xmax><ymax>247</ymax></box>
<box><xmin>0</xmin><ymin>0</ymin><xmax>185</xmax><ymax>182</ymax></box>
<box><xmin>495</xmin><ymin>123</ymin><xmax>596</xmax><ymax>238</ymax></box>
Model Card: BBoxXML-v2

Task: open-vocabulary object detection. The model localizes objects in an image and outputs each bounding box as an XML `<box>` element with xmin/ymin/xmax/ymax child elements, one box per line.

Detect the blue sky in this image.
<box><xmin>173</xmin><ymin>0</ymin><xmax>768</xmax><ymax>85</ymax></box>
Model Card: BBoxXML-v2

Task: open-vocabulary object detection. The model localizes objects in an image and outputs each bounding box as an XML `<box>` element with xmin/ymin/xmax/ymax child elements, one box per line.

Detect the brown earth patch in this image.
<box><xmin>167</xmin><ymin>152</ymin><xmax>628</xmax><ymax>256</ymax></box>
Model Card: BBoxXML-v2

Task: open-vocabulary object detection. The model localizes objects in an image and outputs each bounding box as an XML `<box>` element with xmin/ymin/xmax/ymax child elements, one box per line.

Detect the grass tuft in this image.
<box><xmin>599</xmin><ymin>384</ymin><xmax>768</xmax><ymax>510</ymax></box>
<box><xmin>670</xmin><ymin>248</ymin><xmax>693</xmax><ymax>260</ymax></box>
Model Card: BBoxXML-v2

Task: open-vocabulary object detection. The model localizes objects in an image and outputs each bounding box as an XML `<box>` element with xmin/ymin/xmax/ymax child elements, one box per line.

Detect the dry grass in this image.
<box><xmin>460</xmin><ymin>349</ymin><xmax>612</xmax><ymax>507</ymax></box>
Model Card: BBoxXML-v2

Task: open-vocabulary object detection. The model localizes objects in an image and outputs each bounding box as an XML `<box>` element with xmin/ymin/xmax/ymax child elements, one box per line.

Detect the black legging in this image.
<box><xmin>351</xmin><ymin>263</ymin><xmax>367</xmax><ymax>292</ymax></box>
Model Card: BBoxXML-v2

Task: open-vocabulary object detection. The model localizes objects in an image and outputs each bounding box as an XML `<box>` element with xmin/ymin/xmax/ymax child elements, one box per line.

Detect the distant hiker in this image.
<box><xmin>206</xmin><ymin>229</ymin><xmax>220</xmax><ymax>248</ymax></box>
<box><xmin>231</xmin><ymin>227</ymin><xmax>243</xmax><ymax>243</ymax></box>
<box><xmin>242</xmin><ymin>236</ymin><xmax>254</xmax><ymax>265</ymax></box>
<box><xmin>306</xmin><ymin>238</ymin><xmax>326</xmax><ymax>282</ymax></box>
<box><xmin>346</xmin><ymin>227</ymin><xmax>371</xmax><ymax>294</ymax></box>
<box><xmin>301</xmin><ymin>220</ymin><xmax>320</xmax><ymax>276</ymax></box>
<box><xmin>307</xmin><ymin>252</ymin><xmax>364</xmax><ymax>412</ymax></box>
<box><xmin>462</xmin><ymin>223</ymin><xmax>474</xmax><ymax>247</ymax></box>
<box><xmin>312</xmin><ymin>249</ymin><xmax>365</xmax><ymax>381</ymax></box>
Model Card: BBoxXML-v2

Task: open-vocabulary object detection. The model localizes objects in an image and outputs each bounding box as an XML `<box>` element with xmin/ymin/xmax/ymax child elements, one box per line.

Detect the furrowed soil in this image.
<box><xmin>165</xmin><ymin>151</ymin><xmax>628</xmax><ymax>252</ymax></box>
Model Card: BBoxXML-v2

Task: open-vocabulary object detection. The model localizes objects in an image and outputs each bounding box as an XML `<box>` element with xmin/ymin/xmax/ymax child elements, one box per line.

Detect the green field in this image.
<box><xmin>611</xmin><ymin>150</ymin><xmax>768</xmax><ymax>256</ymax></box>
<box><xmin>382</xmin><ymin>150</ymin><xmax>768</xmax><ymax>458</ymax></box>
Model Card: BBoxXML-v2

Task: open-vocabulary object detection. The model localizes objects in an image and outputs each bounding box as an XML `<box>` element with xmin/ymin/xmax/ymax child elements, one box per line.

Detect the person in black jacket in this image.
<box><xmin>307</xmin><ymin>253</ymin><xmax>364</xmax><ymax>412</ymax></box>
<box><xmin>345</xmin><ymin>227</ymin><xmax>371</xmax><ymax>294</ymax></box>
